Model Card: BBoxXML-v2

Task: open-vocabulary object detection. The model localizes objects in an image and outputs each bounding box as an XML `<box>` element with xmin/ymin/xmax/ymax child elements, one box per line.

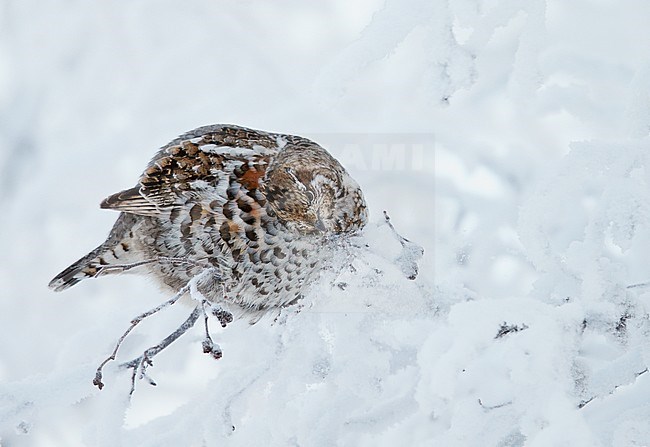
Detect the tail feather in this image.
<box><xmin>49</xmin><ymin>213</ymin><xmax>141</xmax><ymax>292</ymax></box>
<box><xmin>49</xmin><ymin>245</ymin><xmax>113</xmax><ymax>292</ymax></box>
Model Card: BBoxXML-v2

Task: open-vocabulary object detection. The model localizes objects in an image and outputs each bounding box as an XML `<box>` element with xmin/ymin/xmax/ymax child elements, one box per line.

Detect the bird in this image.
<box><xmin>48</xmin><ymin>124</ymin><xmax>368</xmax><ymax>318</ymax></box>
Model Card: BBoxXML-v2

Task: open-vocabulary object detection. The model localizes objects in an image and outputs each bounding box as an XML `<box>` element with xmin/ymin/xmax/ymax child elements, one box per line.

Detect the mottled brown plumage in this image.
<box><xmin>49</xmin><ymin>124</ymin><xmax>368</xmax><ymax>317</ymax></box>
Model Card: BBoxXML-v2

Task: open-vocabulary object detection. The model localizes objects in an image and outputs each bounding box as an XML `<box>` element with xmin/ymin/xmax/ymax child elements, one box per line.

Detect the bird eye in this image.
<box><xmin>307</xmin><ymin>190</ymin><xmax>315</xmax><ymax>204</ymax></box>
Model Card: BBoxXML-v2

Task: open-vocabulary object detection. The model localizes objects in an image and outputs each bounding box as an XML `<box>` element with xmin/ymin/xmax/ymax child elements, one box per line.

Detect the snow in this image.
<box><xmin>2</xmin><ymin>0</ymin><xmax>650</xmax><ymax>445</ymax></box>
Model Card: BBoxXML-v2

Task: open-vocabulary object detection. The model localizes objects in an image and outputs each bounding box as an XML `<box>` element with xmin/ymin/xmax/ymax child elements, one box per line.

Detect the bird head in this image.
<box><xmin>263</xmin><ymin>143</ymin><xmax>368</xmax><ymax>235</ymax></box>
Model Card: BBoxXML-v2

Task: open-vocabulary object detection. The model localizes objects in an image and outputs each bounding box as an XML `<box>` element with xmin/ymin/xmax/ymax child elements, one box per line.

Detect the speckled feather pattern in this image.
<box><xmin>49</xmin><ymin>125</ymin><xmax>368</xmax><ymax>316</ymax></box>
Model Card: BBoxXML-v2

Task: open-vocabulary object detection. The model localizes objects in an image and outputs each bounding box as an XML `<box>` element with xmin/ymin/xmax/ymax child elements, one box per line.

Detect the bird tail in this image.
<box><xmin>48</xmin><ymin>213</ymin><xmax>141</xmax><ymax>292</ymax></box>
<box><xmin>48</xmin><ymin>245</ymin><xmax>114</xmax><ymax>292</ymax></box>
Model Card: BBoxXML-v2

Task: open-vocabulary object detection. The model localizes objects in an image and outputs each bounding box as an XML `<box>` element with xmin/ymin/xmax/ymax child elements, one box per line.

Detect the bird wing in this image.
<box><xmin>100</xmin><ymin>186</ymin><xmax>166</xmax><ymax>217</ymax></box>
<box><xmin>100</xmin><ymin>185</ymin><xmax>173</xmax><ymax>217</ymax></box>
<box><xmin>100</xmin><ymin>125</ymin><xmax>284</xmax><ymax>218</ymax></box>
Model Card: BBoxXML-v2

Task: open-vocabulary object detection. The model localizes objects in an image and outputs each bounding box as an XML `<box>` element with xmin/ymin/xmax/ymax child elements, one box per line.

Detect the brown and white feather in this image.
<box><xmin>49</xmin><ymin>124</ymin><xmax>368</xmax><ymax>317</ymax></box>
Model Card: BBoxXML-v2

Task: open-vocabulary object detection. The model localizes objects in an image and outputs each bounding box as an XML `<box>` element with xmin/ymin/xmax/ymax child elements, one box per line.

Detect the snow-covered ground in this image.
<box><xmin>1</xmin><ymin>0</ymin><xmax>650</xmax><ymax>445</ymax></box>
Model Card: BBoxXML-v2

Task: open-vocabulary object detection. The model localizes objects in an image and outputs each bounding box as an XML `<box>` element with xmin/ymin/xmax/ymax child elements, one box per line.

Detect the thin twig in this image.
<box><xmin>93</xmin><ymin>267</ymin><xmax>224</xmax><ymax>392</ymax></box>
<box><xmin>478</xmin><ymin>399</ymin><xmax>513</xmax><ymax>411</ymax></box>
<box><xmin>93</xmin><ymin>282</ymin><xmax>193</xmax><ymax>389</ymax></box>
<box><xmin>383</xmin><ymin>210</ymin><xmax>410</xmax><ymax>247</ymax></box>
<box><xmin>579</xmin><ymin>368</ymin><xmax>649</xmax><ymax>409</ymax></box>
<box><xmin>201</xmin><ymin>301</ymin><xmax>223</xmax><ymax>360</ymax></box>
<box><xmin>120</xmin><ymin>306</ymin><xmax>203</xmax><ymax>395</ymax></box>
<box><xmin>383</xmin><ymin>210</ymin><xmax>423</xmax><ymax>280</ymax></box>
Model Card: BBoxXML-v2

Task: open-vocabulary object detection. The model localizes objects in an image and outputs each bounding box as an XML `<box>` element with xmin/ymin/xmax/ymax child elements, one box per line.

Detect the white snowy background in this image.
<box><xmin>1</xmin><ymin>0</ymin><xmax>650</xmax><ymax>445</ymax></box>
